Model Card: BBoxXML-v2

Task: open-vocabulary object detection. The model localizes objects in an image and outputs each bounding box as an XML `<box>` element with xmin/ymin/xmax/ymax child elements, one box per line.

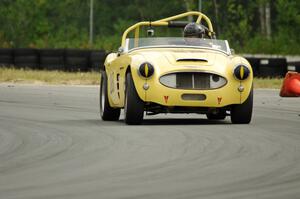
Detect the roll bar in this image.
<box><xmin>121</xmin><ymin>11</ymin><xmax>214</xmax><ymax>48</ymax></box>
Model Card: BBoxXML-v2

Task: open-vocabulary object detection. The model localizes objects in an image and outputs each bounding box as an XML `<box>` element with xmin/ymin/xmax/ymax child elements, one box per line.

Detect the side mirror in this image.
<box><xmin>230</xmin><ymin>48</ymin><xmax>235</xmax><ymax>55</ymax></box>
<box><xmin>117</xmin><ymin>47</ymin><xmax>124</xmax><ymax>56</ymax></box>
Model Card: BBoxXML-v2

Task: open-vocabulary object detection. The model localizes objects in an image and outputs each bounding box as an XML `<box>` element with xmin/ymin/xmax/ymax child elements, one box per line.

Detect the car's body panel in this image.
<box><xmin>104</xmin><ymin>47</ymin><xmax>253</xmax><ymax>108</ymax></box>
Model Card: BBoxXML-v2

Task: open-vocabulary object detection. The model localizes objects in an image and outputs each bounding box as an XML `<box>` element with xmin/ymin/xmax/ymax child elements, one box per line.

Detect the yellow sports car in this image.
<box><xmin>100</xmin><ymin>11</ymin><xmax>253</xmax><ymax>125</ymax></box>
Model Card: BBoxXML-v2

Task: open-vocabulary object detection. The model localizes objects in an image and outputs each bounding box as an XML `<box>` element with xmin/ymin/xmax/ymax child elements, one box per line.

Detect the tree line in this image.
<box><xmin>0</xmin><ymin>0</ymin><xmax>299</xmax><ymax>54</ymax></box>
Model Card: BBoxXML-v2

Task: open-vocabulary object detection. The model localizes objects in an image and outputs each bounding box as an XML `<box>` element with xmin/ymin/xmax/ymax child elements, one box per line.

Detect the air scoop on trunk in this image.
<box><xmin>176</xmin><ymin>58</ymin><xmax>208</xmax><ymax>62</ymax></box>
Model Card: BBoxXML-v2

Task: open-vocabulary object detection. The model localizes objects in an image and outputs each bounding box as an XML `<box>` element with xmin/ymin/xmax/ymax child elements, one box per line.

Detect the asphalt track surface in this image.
<box><xmin>0</xmin><ymin>84</ymin><xmax>299</xmax><ymax>199</ymax></box>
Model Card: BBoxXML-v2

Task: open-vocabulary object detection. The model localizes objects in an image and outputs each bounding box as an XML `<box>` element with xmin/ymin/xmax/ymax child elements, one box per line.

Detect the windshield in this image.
<box><xmin>125</xmin><ymin>37</ymin><xmax>230</xmax><ymax>54</ymax></box>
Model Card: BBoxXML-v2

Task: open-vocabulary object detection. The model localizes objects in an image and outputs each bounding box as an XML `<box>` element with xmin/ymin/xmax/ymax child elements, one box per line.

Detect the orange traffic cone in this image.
<box><xmin>280</xmin><ymin>72</ymin><xmax>300</xmax><ymax>97</ymax></box>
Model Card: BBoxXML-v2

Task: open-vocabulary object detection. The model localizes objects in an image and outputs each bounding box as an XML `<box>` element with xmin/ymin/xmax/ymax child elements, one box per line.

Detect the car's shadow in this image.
<box><xmin>118</xmin><ymin>118</ymin><xmax>231</xmax><ymax>125</ymax></box>
<box><xmin>48</xmin><ymin>118</ymin><xmax>231</xmax><ymax>127</ymax></box>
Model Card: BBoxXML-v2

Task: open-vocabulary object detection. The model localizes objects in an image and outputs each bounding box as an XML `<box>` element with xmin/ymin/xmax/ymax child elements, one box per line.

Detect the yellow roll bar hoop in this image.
<box><xmin>121</xmin><ymin>11</ymin><xmax>214</xmax><ymax>48</ymax></box>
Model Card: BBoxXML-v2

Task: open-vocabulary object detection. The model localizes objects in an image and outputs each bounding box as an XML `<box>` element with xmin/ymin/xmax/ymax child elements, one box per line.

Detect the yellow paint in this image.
<box><xmin>134</xmin><ymin>26</ymin><xmax>139</xmax><ymax>48</ymax></box>
<box><xmin>145</xmin><ymin>63</ymin><xmax>149</xmax><ymax>77</ymax></box>
<box><xmin>240</xmin><ymin>66</ymin><xmax>245</xmax><ymax>79</ymax></box>
<box><xmin>196</xmin><ymin>15</ymin><xmax>203</xmax><ymax>24</ymax></box>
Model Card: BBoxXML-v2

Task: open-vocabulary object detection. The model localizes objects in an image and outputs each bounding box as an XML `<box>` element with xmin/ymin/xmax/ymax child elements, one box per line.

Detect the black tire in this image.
<box><xmin>99</xmin><ymin>71</ymin><xmax>120</xmax><ymax>121</ymax></box>
<box><xmin>90</xmin><ymin>50</ymin><xmax>106</xmax><ymax>71</ymax></box>
<box><xmin>231</xmin><ymin>88</ymin><xmax>253</xmax><ymax>124</ymax></box>
<box><xmin>65</xmin><ymin>49</ymin><xmax>90</xmax><ymax>72</ymax></box>
<box><xmin>0</xmin><ymin>48</ymin><xmax>13</xmax><ymax>55</ymax></box>
<box><xmin>245</xmin><ymin>57</ymin><xmax>260</xmax><ymax>77</ymax></box>
<box><xmin>206</xmin><ymin>109</ymin><xmax>226</xmax><ymax>120</ymax></box>
<box><xmin>287</xmin><ymin>62</ymin><xmax>300</xmax><ymax>72</ymax></box>
<box><xmin>40</xmin><ymin>57</ymin><xmax>64</xmax><ymax>71</ymax></box>
<box><xmin>14</xmin><ymin>56</ymin><xmax>39</xmax><ymax>69</ymax></box>
<box><xmin>39</xmin><ymin>49</ymin><xmax>65</xmax><ymax>57</ymax></box>
<box><xmin>0</xmin><ymin>56</ymin><xmax>13</xmax><ymax>66</ymax></box>
<box><xmin>0</xmin><ymin>48</ymin><xmax>13</xmax><ymax>66</ymax></box>
<box><xmin>258</xmin><ymin>58</ymin><xmax>287</xmax><ymax>78</ymax></box>
<box><xmin>39</xmin><ymin>49</ymin><xmax>65</xmax><ymax>70</ymax></box>
<box><xmin>14</xmin><ymin>48</ymin><xmax>37</xmax><ymax>56</ymax></box>
<box><xmin>124</xmin><ymin>73</ymin><xmax>144</xmax><ymax>125</ymax></box>
<box><xmin>13</xmin><ymin>49</ymin><xmax>39</xmax><ymax>69</ymax></box>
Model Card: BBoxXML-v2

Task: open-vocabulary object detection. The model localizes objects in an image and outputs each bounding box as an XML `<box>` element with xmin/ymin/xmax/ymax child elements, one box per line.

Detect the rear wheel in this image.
<box><xmin>230</xmin><ymin>88</ymin><xmax>253</xmax><ymax>124</ymax></box>
<box><xmin>124</xmin><ymin>73</ymin><xmax>144</xmax><ymax>125</ymax></box>
<box><xmin>99</xmin><ymin>71</ymin><xmax>120</xmax><ymax>121</ymax></box>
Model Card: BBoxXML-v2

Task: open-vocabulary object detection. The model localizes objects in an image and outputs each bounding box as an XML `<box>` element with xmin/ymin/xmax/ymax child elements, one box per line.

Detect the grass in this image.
<box><xmin>253</xmin><ymin>77</ymin><xmax>284</xmax><ymax>89</ymax></box>
<box><xmin>0</xmin><ymin>67</ymin><xmax>100</xmax><ymax>85</ymax></box>
<box><xmin>0</xmin><ymin>67</ymin><xmax>284</xmax><ymax>89</ymax></box>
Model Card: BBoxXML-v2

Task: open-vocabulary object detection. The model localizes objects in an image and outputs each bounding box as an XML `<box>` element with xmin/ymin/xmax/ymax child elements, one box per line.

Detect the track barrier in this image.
<box><xmin>65</xmin><ymin>49</ymin><xmax>91</xmax><ymax>72</ymax></box>
<box><xmin>39</xmin><ymin>49</ymin><xmax>65</xmax><ymax>71</ymax></box>
<box><xmin>257</xmin><ymin>58</ymin><xmax>287</xmax><ymax>78</ymax></box>
<box><xmin>287</xmin><ymin>62</ymin><xmax>300</xmax><ymax>73</ymax></box>
<box><xmin>0</xmin><ymin>48</ymin><xmax>107</xmax><ymax>72</ymax></box>
<box><xmin>0</xmin><ymin>48</ymin><xmax>296</xmax><ymax>77</ymax></box>
<box><xmin>90</xmin><ymin>50</ymin><xmax>106</xmax><ymax>71</ymax></box>
<box><xmin>13</xmin><ymin>48</ymin><xmax>39</xmax><ymax>69</ymax></box>
<box><xmin>280</xmin><ymin>72</ymin><xmax>300</xmax><ymax>97</ymax></box>
<box><xmin>244</xmin><ymin>57</ymin><xmax>260</xmax><ymax>77</ymax></box>
<box><xmin>0</xmin><ymin>48</ymin><xmax>13</xmax><ymax>66</ymax></box>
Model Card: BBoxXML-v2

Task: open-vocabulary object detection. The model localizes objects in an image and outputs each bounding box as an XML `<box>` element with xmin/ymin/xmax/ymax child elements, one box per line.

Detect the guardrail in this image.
<box><xmin>0</xmin><ymin>48</ymin><xmax>299</xmax><ymax>76</ymax></box>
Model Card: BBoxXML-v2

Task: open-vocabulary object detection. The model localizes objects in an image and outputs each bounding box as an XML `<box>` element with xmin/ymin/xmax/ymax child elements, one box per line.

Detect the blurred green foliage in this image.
<box><xmin>0</xmin><ymin>0</ymin><xmax>299</xmax><ymax>54</ymax></box>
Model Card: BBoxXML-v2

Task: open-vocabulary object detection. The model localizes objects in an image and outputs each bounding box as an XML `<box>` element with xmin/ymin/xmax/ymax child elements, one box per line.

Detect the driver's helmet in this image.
<box><xmin>183</xmin><ymin>22</ymin><xmax>205</xmax><ymax>38</ymax></box>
